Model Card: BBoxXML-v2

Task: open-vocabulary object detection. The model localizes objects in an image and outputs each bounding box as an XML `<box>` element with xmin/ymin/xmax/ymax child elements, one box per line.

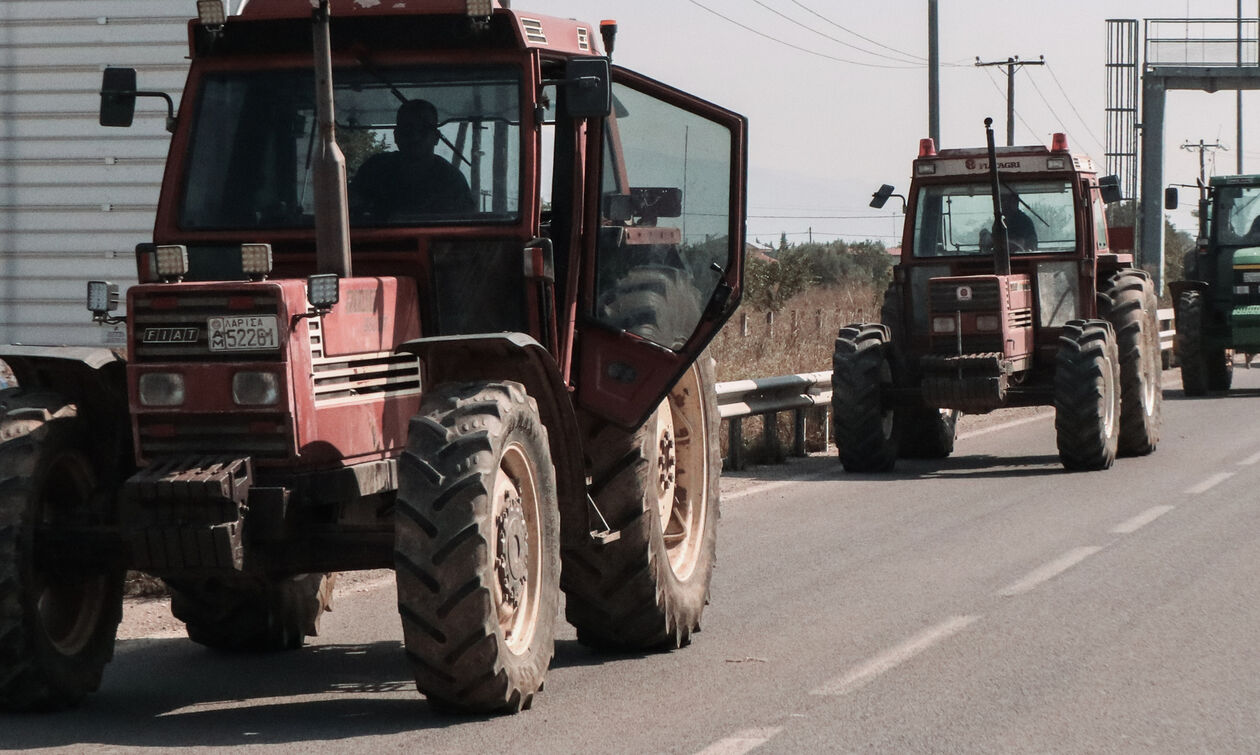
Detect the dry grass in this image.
<box><xmin>708</xmin><ymin>283</ymin><xmax>883</xmax><ymax>465</ymax></box>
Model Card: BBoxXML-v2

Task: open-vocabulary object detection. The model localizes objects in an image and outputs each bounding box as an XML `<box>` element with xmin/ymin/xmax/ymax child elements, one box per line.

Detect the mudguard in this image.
<box><xmin>395</xmin><ymin>333</ymin><xmax>587</xmax><ymax>548</ymax></box>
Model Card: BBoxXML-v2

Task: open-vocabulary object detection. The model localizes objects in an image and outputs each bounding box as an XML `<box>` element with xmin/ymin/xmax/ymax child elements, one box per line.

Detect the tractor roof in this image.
<box><xmin>912</xmin><ymin>134</ymin><xmax>1098</xmax><ymax>180</ymax></box>
<box><xmin>228</xmin><ymin>1</ymin><xmax>600</xmax><ymax>56</ymax></box>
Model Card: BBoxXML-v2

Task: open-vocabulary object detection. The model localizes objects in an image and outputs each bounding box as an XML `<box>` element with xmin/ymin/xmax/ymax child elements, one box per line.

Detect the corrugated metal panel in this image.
<box><xmin>0</xmin><ymin>1</ymin><xmax>190</xmax><ymax>346</ymax></box>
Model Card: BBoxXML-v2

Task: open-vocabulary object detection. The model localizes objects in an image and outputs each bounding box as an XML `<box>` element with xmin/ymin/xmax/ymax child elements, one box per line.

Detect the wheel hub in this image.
<box><xmin>657</xmin><ymin>429</ymin><xmax>677</xmax><ymax>499</ymax></box>
<box><xmin>495</xmin><ymin>497</ymin><xmax>529</xmax><ymax>609</ymax></box>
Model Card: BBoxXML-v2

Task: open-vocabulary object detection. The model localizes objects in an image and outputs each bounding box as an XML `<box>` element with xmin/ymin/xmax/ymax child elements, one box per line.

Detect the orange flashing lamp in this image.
<box><xmin>1051</xmin><ymin>133</ymin><xmax>1069</xmax><ymax>152</ymax></box>
<box><xmin>600</xmin><ymin>20</ymin><xmax>617</xmax><ymax>59</ymax></box>
<box><xmin>918</xmin><ymin>138</ymin><xmax>937</xmax><ymax>158</ymax></box>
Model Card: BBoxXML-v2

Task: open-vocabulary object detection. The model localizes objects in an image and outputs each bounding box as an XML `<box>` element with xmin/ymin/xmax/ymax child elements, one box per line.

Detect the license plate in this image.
<box><xmin>207</xmin><ymin>315</ymin><xmax>279</xmax><ymax>352</ymax></box>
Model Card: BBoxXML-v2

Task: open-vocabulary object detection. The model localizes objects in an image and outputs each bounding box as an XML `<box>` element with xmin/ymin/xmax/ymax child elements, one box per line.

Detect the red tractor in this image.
<box><xmin>0</xmin><ymin>0</ymin><xmax>746</xmax><ymax>714</ymax></box>
<box><xmin>834</xmin><ymin>119</ymin><xmax>1161</xmax><ymax>472</ymax></box>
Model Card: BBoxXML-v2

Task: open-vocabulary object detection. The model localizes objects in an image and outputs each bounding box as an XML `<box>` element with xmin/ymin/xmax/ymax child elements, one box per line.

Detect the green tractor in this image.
<box><xmin>1169</xmin><ymin>175</ymin><xmax>1260</xmax><ymax>394</ymax></box>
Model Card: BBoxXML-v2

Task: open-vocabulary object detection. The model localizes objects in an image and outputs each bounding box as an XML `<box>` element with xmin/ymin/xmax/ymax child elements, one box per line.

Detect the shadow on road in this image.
<box><xmin>0</xmin><ymin>639</ymin><xmax>498</xmax><ymax>749</ymax></box>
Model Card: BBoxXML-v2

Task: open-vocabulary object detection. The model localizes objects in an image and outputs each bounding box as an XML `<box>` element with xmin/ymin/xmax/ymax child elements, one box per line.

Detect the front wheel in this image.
<box><xmin>1176</xmin><ymin>290</ymin><xmax>1210</xmax><ymax>396</ymax></box>
<box><xmin>395</xmin><ymin>381</ymin><xmax>560</xmax><ymax>714</ymax></box>
<box><xmin>896</xmin><ymin>407</ymin><xmax>958</xmax><ymax>459</ymax></box>
<box><xmin>1054</xmin><ymin>321</ymin><xmax>1121</xmax><ymax>471</ymax></box>
<box><xmin>0</xmin><ymin>391</ymin><xmax>123</xmax><ymax>711</ymax></box>
<box><xmin>832</xmin><ymin>324</ymin><xmax>898</xmax><ymax>472</ymax></box>
<box><xmin>563</xmin><ymin>356</ymin><xmax>720</xmax><ymax>650</ymax></box>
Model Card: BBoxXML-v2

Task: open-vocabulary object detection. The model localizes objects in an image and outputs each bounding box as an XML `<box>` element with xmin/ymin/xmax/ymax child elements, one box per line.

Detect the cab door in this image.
<box><xmin>575</xmin><ymin>66</ymin><xmax>747</xmax><ymax>429</ymax></box>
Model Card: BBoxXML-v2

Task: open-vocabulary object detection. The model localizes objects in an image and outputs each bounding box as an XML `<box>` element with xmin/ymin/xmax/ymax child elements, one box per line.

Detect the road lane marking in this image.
<box><xmin>997</xmin><ymin>546</ymin><xmax>1102</xmax><ymax>597</ymax></box>
<box><xmin>1111</xmin><ymin>505</ymin><xmax>1175</xmax><ymax>534</ymax></box>
<box><xmin>695</xmin><ymin>728</ymin><xmax>783</xmax><ymax>755</ymax></box>
<box><xmin>1240</xmin><ymin>451</ymin><xmax>1260</xmax><ymax>466</ymax></box>
<box><xmin>1185</xmin><ymin>472</ymin><xmax>1234</xmax><ymax>495</ymax></box>
<box><xmin>724</xmin><ymin>469</ymin><xmax>834</xmax><ymax>502</ymax></box>
<box><xmin>810</xmin><ymin>615</ymin><xmax>979</xmax><ymax>697</ymax></box>
<box><xmin>956</xmin><ymin>411</ymin><xmax>1051</xmax><ymax>441</ymax></box>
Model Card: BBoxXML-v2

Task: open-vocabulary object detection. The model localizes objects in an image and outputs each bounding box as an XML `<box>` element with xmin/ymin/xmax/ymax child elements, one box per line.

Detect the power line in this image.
<box><xmin>978</xmin><ymin>66</ymin><xmax>1039</xmax><ymax>143</ymax></box>
<box><xmin>749</xmin><ymin>0</ymin><xmax>924</xmax><ymax>65</ymax></box>
<box><xmin>1044</xmin><ymin>63</ymin><xmax>1106</xmax><ymax>153</ymax></box>
<box><xmin>787</xmin><ymin>0</ymin><xmax>927</xmax><ymax>63</ymax></box>
<box><xmin>1023</xmin><ymin>69</ymin><xmax>1104</xmax><ymax>156</ymax></box>
<box><xmin>685</xmin><ymin>0</ymin><xmax>923</xmax><ymax>69</ymax></box>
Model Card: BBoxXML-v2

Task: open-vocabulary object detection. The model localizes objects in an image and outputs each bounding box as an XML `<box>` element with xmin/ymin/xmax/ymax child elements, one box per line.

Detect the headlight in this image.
<box><xmin>1235</xmin><ymin>285</ymin><xmax>1251</xmax><ymax>295</ymax></box>
<box><xmin>233</xmin><ymin>371</ymin><xmax>280</xmax><ymax>406</ymax></box>
<box><xmin>975</xmin><ymin>314</ymin><xmax>1001</xmax><ymax>331</ymax></box>
<box><xmin>932</xmin><ymin>316</ymin><xmax>956</xmax><ymax>334</ymax></box>
<box><xmin>138</xmin><ymin>373</ymin><xmax>185</xmax><ymax>406</ymax></box>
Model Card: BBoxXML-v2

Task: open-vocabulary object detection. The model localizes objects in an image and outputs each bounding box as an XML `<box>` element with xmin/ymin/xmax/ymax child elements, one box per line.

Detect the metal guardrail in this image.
<box><xmin>717</xmin><ymin>308</ymin><xmax>1176</xmax><ymax>470</ymax></box>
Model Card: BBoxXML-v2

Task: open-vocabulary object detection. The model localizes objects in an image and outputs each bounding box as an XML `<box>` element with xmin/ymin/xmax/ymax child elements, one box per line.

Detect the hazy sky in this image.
<box><xmin>525</xmin><ymin>0</ymin><xmax>1260</xmax><ymax>244</ymax></box>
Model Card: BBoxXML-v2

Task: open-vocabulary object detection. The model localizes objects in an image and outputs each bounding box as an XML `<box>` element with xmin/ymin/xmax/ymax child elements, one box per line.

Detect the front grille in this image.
<box><xmin>137</xmin><ymin>413</ymin><xmax>291</xmax><ymax>459</ymax></box>
<box><xmin>1010</xmin><ymin>308</ymin><xmax>1034</xmax><ymax>328</ymax></box>
<box><xmin>521</xmin><ymin>17</ymin><xmax>548</xmax><ymax>44</ymax></box>
<box><xmin>929</xmin><ymin>279</ymin><xmax>1001</xmax><ymax>312</ymax></box>
<box><xmin>132</xmin><ymin>292</ymin><xmax>281</xmax><ymax>362</ymax></box>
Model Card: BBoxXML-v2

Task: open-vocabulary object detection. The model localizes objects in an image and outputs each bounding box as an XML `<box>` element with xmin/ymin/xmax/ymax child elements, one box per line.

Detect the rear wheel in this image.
<box><xmin>395</xmin><ymin>381</ymin><xmax>559</xmax><ymax>714</ymax></box>
<box><xmin>896</xmin><ymin>407</ymin><xmax>958</xmax><ymax>459</ymax></box>
<box><xmin>168</xmin><ymin>573</ymin><xmax>334</xmax><ymax>651</ymax></box>
<box><xmin>0</xmin><ymin>392</ymin><xmax>123</xmax><ymax>711</ymax></box>
<box><xmin>1105</xmin><ymin>271</ymin><xmax>1162</xmax><ymax>456</ymax></box>
<box><xmin>832</xmin><ymin>324</ymin><xmax>897</xmax><ymax>472</ymax></box>
<box><xmin>563</xmin><ymin>357</ymin><xmax>719</xmax><ymax>650</ymax></box>
<box><xmin>1054</xmin><ymin>320</ymin><xmax>1121</xmax><ymax>471</ymax></box>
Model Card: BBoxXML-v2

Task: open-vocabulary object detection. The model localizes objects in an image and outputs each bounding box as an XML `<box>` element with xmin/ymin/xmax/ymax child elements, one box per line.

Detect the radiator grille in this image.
<box><xmin>313</xmin><ymin>352</ymin><xmax>422</xmax><ymax>407</ymax></box>
<box><xmin>929</xmin><ymin>279</ymin><xmax>1001</xmax><ymax>313</ymax></box>
<box><xmin>521</xmin><ymin>17</ymin><xmax>548</xmax><ymax>44</ymax></box>
<box><xmin>138</xmin><ymin>413</ymin><xmax>290</xmax><ymax>459</ymax></box>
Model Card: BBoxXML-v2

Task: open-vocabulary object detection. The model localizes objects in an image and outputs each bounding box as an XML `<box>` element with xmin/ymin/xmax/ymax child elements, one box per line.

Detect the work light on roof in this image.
<box><xmin>241</xmin><ymin>243</ymin><xmax>273</xmax><ymax>280</ymax></box>
<box><xmin>197</xmin><ymin>0</ymin><xmax>226</xmax><ymax>26</ymax></box>
<box><xmin>466</xmin><ymin>0</ymin><xmax>494</xmax><ymax>17</ymax></box>
<box><xmin>155</xmin><ymin>245</ymin><xmax>190</xmax><ymax>282</ymax></box>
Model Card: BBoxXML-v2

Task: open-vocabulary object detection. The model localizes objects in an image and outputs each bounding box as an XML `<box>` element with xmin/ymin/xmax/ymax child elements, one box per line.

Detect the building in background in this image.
<box><xmin>0</xmin><ymin>1</ymin><xmax>245</xmax><ymax>347</ymax></box>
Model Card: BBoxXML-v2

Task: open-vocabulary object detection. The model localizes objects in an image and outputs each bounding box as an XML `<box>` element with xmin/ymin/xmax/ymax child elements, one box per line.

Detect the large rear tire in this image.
<box><xmin>168</xmin><ymin>573</ymin><xmax>334</xmax><ymax>652</ymax></box>
<box><xmin>395</xmin><ymin>381</ymin><xmax>560</xmax><ymax>714</ymax></box>
<box><xmin>1054</xmin><ymin>321</ymin><xmax>1121</xmax><ymax>471</ymax></box>
<box><xmin>0</xmin><ymin>392</ymin><xmax>123</xmax><ymax>711</ymax></box>
<box><xmin>1105</xmin><ymin>271</ymin><xmax>1162</xmax><ymax>456</ymax></box>
<box><xmin>563</xmin><ymin>356</ymin><xmax>719</xmax><ymax>650</ymax></box>
<box><xmin>832</xmin><ymin>324</ymin><xmax>898</xmax><ymax>472</ymax></box>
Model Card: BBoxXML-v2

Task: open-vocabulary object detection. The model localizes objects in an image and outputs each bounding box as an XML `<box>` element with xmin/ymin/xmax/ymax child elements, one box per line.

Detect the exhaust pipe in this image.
<box><xmin>312</xmin><ymin>0</ymin><xmax>352</xmax><ymax>278</ymax></box>
<box><xmin>984</xmin><ymin>117</ymin><xmax>1011</xmax><ymax>277</ymax></box>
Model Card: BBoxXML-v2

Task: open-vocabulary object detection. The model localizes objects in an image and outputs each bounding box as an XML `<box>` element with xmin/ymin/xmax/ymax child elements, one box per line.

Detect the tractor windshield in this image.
<box><xmin>1214</xmin><ymin>184</ymin><xmax>1260</xmax><ymax>245</ymax></box>
<box><xmin>912</xmin><ymin>180</ymin><xmax>1077</xmax><ymax>257</ymax></box>
<box><xmin>179</xmin><ymin>64</ymin><xmax>521</xmax><ymax>230</ymax></box>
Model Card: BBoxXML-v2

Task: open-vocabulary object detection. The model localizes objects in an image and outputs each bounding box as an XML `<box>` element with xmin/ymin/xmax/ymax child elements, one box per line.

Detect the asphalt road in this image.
<box><xmin>6</xmin><ymin>367</ymin><xmax>1260</xmax><ymax>752</ymax></box>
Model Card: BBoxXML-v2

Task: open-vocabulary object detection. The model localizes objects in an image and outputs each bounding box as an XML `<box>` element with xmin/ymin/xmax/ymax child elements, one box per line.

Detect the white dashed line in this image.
<box><xmin>695</xmin><ymin>727</ymin><xmax>783</xmax><ymax>755</ymax></box>
<box><xmin>724</xmin><ymin>469</ymin><xmax>834</xmax><ymax>502</ymax></box>
<box><xmin>1185</xmin><ymin>472</ymin><xmax>1234</xmax><ymax>495</ymax></box>
<box><xmin>997</xmin><ymin>546</ymin><xmax>1102</xmax><ymax>597</ymax></box>
<box><xmin>1239</xmin><ymin>451</ymin><xmax>1260</xmax><ymax>466</ymax></box>
<box><xmin>810</xmin><ymin>615</ymin><xmax>979</xmax><ymax>697</ymax></box>
<box><xmin>1111</xmin><ymin>505</ymin><xmax>1175</xmax><ymax>534</ymax></box>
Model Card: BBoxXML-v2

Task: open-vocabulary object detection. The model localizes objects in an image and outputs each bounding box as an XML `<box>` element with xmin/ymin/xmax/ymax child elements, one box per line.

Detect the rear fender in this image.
<box><xmin>396</xmin><ymin>333</ymin><xmax>587</xmax><ymax>548</ymax></box>
<box><xmin>0</xmin><ymin>345</ymin><xmax>133</xmax><ymax>485</ymax></box>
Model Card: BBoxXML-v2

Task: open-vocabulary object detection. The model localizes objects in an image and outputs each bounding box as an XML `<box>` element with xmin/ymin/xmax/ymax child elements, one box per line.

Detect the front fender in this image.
<box><xmin>396</xmin><ymin>333</ymin><xmax>587</xmax><ymax>548</ymax></box>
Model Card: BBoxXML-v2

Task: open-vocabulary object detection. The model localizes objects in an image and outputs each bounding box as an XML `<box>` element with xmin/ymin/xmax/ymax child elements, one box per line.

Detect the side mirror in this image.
<box><xmin>870</xmin><ymin>184</ymin><xmax>896</xmax><ymax>209</ymax></box>
<box><xmin>100</xmin><ymin>67</ymin><xmax>138</xmax><ymax>128</ymax></box>
<box><xmin>562</xmin><ymin>57</ymin><xmax>612</xmax><ymax>119</ymax></box>
<box><xmin>1164</xmin><ymin>186</ymin><xmax>1180</xmax><ymax>211</ymax></box>
<box><xmin>1099</xmin><ymin>174</ymin><xmax>1123</xmax><ymax>205</ymax></box>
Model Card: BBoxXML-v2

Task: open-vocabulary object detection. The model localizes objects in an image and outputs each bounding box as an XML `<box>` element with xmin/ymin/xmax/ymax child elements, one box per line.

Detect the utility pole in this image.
<box><xmin>1239</xmin><ymin>0</ymin><xmax>1245</xmax><ymax>174</ymax></box>
<box><xmin>1181</xmin><ymin>139</ymin><xmax>1227</xmax><ymax>198</ymax></box>
<box><xmin>928</xmin><ymin>0</ymin><xmax>940</xmax><ymax>147</ymax></box>
<box><xmin>975</xmin><ymin>55</ymin><xmax>1045</xmax><ymax>146</ymax></box>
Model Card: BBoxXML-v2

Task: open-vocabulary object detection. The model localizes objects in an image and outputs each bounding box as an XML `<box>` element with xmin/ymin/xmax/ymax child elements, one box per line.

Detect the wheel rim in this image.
<box><xmin>658</xmin><ymin>366</ymin><xmax>708</xmax><ymax>582</ymax></box>
<box><xmin>34</xmin><ymin>451</ymin><xmax>109</xmax><ymax>656</ymax></box>
<box><xmin>879</xmin><ymin>356</ymin><xmax>895</xmax><ymax>440</ymax></box>
<box><xmin>1141</xmin><ymin>329</ymin><xmax>1159</xmax><ymax>415</ymax></box>
<box><xmin>492</xmin><ymin>441</ymin><xmax>542</xmax><ymax>655</ymax></box>
<box><xmin>1102</xmin><ymin>355</ymin><xmax>1118</xmax><ymax>438</ymax></box>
